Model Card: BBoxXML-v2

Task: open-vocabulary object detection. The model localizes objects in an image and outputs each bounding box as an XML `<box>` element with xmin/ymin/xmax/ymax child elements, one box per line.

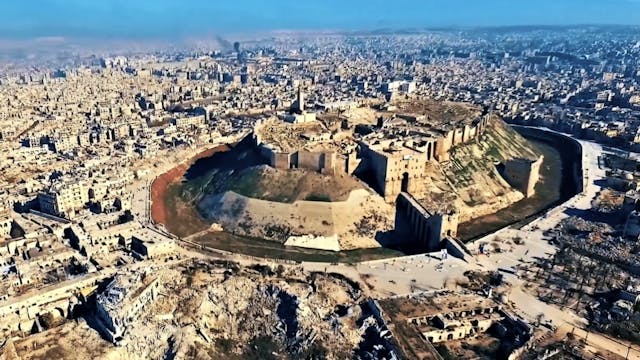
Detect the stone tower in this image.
<box><xmin>296</xmin><ymin>87</ymin><xmax>305</xmax><ymax>113</ymax></box>
<box><xmin>503</xmin><ymin>156</ymin><xmax>544</xmax><ymax>198</ymax></box>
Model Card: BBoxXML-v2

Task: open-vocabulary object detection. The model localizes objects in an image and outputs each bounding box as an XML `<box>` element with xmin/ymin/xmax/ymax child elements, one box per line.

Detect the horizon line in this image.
<box><xmin>0</xmin><ymin>23</ymin><xmax>639</xmax><ymax>42</ymax></box>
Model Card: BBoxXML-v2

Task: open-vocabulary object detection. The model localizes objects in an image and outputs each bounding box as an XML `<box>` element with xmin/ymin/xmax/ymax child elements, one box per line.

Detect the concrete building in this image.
<box><xmin>382</xmin><ymin>80</ymin><xmax>416</xmax><ymax>94</ymax></box>
<box><xmin>130</xmin><ymin>228</ymin><xmax>176</xmax><ymax>259</ymax></box>
<box><xmin>606</xmin><ymin>171</ymin><xmax>640</xmax><ymax>192</ymax></box>
<box><xmin>38</xmin><ymin>181</ymin><xmax>89</xmax><ymax>219</ymax></box>
<box><xmin>173</xmin><ymin>114</ymin><xmax>205</xmax><ymax>129</ymax></box>
<box><xmin>50</xmin><ymin>135</ymin><xmax>79</xmax><ymax>153</ymax></box>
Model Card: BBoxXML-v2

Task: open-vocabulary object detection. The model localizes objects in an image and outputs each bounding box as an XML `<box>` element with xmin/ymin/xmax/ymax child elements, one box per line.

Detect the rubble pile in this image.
<box><xmin>559</xmin><ymin>216</ymin><xmax>614</xmax><ymax>235</ymax></box>
<box><xmin>592</xmin><ymin>188</ymin><xmax>625</xmax><ymax>213</ymax></box>
<box><xmin>103</xmin><ymin>260</ymin><xmax>386</xmax><ymax>359</ymax></box>
<box><xmin>556</xmin><ymin>217</ymin><xmax>640</xmax><ymax>269</ymax></box>
<box><xmin>352</xmin><ymin>212</ymin><xmax>393</xmax><ymax>237</ymax></box>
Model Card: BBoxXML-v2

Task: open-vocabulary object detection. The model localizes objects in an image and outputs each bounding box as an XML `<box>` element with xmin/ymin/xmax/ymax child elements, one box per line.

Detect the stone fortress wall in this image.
<box><xmin>360</xmin><ymin>115</ymin><xmax>490</xmax><ymax>202</ymax></box>
<box><xmin>512</xmin><ymin>125</ymin><xmax>584</xmax><ymax>196</ymax></box>
<box><xmin>252</xmin><ymin>114</ymin><xmax>490</xmax><ymax>190</ymax></box>
<box><xmin>252</xmin><ymin>126</ymin><xmax>348</xmax><ymax>175</ymax></box>
<box><xmin>395</xmin><ymin>193</ymin><xmax>459</xmax><ymax>251</ymax></box>
<box><xmin>390</xmin><ymin>112</ymin><xmax>489</xmax><ymax>162</ymax></box>
<box><xmin>434</xmin><ymin>116</ymin><xmax>488</xmax><ymax>162</ymax></box>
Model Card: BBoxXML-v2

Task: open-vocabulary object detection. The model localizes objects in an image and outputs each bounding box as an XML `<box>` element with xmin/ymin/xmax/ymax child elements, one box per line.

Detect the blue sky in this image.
<box><xmin>1</xmin><ymin>0</ymin><xmax>639</xmax><ymax>39</ymax></box>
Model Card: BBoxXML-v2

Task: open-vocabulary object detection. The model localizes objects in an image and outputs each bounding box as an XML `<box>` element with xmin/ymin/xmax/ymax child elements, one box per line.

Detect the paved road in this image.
<box><xmin>468</xmin><ymin>136</ymin><xmax>606</xmax><ymax>270</ymax></box>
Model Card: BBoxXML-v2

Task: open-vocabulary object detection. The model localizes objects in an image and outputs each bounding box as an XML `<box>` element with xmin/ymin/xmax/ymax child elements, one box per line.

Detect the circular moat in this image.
<box><xmin>151</xmin><ymin>128</ymin><xmax>582</xmax><ymax>263</ymax></box>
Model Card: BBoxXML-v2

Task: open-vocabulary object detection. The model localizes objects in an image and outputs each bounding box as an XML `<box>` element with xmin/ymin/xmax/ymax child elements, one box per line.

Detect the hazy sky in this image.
<box><xmin>1</xmin><ymin>0</ymin><xmax>640</xmax><ymax>39</ymax></box>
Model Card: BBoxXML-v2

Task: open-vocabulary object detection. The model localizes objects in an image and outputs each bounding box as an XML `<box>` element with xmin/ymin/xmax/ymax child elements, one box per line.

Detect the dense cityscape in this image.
<box><xmin>1</xmin><ymin>23</ymin><xmax>640</xmax><ymax>359</ymax></box>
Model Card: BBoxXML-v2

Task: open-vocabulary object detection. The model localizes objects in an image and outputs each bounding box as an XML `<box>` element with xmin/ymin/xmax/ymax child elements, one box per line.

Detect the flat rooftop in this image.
<box><xmin>378</xmin><ymin>291</ymin><xmax>500</xmax><ymax>323</ymax></box>
<box><xmin>131</xmin><ymin>228</ymin><xmax>170</xmax><ymax>245</ymax></box>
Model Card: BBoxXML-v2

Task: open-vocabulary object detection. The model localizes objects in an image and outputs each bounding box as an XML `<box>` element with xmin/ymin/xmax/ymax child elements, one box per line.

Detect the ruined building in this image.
<box><xmin>95</xmin><ymin>273</ymin><xmax>160</xmax><ymax>344</ymax></box>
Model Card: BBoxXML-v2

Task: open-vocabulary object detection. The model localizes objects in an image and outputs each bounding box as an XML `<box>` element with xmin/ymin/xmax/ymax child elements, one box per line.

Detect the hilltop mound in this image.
<box><xmin>192</xmin><ymin>166</ymin><xmax>398</xmax><ymax>250</ymax></box>
<box><xmin>170</xmin><ymin>141</ymin><xmax>395</xmax><ymax>250</ymax></box>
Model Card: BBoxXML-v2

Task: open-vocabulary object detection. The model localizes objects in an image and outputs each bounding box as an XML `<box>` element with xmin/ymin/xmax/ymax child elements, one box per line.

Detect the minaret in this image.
<box><xmin>296</xmin><ymin>87</ymin><xmax>305</xmax><ymax>113</ymax></box>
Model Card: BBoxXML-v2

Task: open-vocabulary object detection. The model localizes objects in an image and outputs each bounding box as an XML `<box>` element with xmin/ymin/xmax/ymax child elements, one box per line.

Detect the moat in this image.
<box><xmin>151</xmin><ymin>128</ymin><xmax>582</xmax><ymax>262</ymax></box>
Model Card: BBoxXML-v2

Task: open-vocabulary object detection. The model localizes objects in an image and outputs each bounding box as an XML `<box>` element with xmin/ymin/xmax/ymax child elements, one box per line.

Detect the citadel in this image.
<box><xmin>248</xmin><ymin>88</ymin><xmax>543</xmax><ymax>252</ymax></box>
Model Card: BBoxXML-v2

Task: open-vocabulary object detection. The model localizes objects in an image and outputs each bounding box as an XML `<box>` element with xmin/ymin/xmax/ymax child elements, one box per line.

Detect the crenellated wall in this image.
<box><xmin>435</xmin><ymin>116</ymin><xmax>488</xmax><ymax>162</ymax></box>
